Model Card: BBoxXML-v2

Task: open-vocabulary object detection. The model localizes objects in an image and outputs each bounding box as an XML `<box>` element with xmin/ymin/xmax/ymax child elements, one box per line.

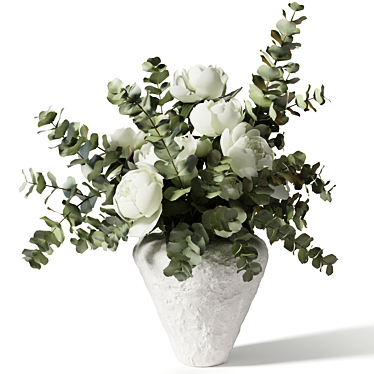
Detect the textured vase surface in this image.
<box><xmin>133</xmin><ymin>233</ymin><xmax>268</xmax><ymax>367</ymax></box>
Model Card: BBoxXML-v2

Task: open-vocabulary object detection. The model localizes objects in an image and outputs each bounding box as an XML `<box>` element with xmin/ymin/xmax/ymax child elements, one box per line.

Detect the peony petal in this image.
<box><xmin>257</xmin><ymin>154</ymin><xmax>274</xmax><ymax>170</ymax></box>
<box><xmin>187</xmin><ymin>65</ymin><xmax>205</xmax><ymax>91</ymax></box>
<box><xmin>195</xmin><ymin>68</ymin><xmax>224</xmax><ymax>100</ymax></box>
<box><xmin>115</xmin><ymin>199</ymin><xmax>142</xmax><ymax>220</ymax></box>
<box><xmin>174</xmin><ymin>133</ymin><xmax>197</xmax><ymax>164</ymax></box>
<box><xmin>133</xmin><ymin>171</ymin><xmax>153</xmax><ymax>188</ymax></box>
<box><xmin>190</xmin><ymin>102</ymin><xmax>216</xmax><ymax>137</ymax></box>
<box><xmin>136</xmin><ymin>162</ymin><xmax>159</xmax><ymax>175</ymax></box>
<box><xmin>128</xmin><ymin>205</ymin><xmax>162</xmax><ymax>237</ymax></box>
<box><xmin>215</xmin><ymin>107</ymin><xmax>242</xmax><ymax>133</ymax></box>
<box><xmin>170</xmin><ymin>85</ymin><xmax>201</xmax><ymax>103</ymax></box>
<box><xmin>246</xmin><ymin>128</ymin><xmax>261</xmax><ymax>138</ymax></box>
<box><xmin>231</xmin><ymin>122</ymin><xmax>247</xmax><ymax>144</ymax></box>
<box><xmin>238</xmin><ymin>166</ymin><xmax>258</xmax><ymax>179</ymax></box>
<box><xmin>135</xmin><ymin>182</ymin><xmax>163</xmax><ymax>217</ymax></box>
<box><xmin>228</xmin><ymin>146</ymin><xmax>256</xmax><ymax>178</ymax></box>
<box><xmin>220</xmin><ymin>128</ymin><xmax>232</xmax><ymax>156</ymax></box>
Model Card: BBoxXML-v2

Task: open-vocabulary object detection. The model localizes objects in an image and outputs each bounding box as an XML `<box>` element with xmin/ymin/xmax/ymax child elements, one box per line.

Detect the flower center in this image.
<box><xmin>242</xmin><ymin>137</ymin><xmax>267</xmax><ymax>163</ymax></box>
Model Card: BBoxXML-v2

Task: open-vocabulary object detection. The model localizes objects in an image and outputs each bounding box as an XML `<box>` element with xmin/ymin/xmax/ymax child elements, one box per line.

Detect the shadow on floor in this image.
<box><xmin>222</xmin><ymin>324</ymin><xmax>374</xmax><ymax>367</ymax></box>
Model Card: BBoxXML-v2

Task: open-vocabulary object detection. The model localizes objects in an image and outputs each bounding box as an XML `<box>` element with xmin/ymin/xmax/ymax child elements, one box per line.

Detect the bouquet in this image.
<box><xmin>20</xmin><ymin>2</ymin><xmax>337</xmax><ymax>283</ymax></box>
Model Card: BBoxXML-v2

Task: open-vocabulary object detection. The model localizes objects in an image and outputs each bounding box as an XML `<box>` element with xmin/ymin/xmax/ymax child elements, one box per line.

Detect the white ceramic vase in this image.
<box><xmin>133</xmin><ymin>233</ymin><xmax>268</xmax><ymax>367</ymax></box>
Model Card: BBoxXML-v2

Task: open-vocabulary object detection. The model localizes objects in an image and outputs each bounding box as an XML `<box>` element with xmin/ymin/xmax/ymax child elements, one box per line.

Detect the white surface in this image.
<box><xmin>133</xmin><ymin>234</ymin><xmax>268</xmax><ymax>367</ymax></box>
<box><xmin>1</xmin><ymin>0</ymin><xmax>374</xmax><ymax>373</ymax></box>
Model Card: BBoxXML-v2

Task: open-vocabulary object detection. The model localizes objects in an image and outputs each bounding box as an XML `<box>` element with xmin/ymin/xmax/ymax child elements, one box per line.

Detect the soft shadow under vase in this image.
<box><xmin>133</xmin><ymin>233</ymin><xmax>268</xmax><ymax>367</ymax></box>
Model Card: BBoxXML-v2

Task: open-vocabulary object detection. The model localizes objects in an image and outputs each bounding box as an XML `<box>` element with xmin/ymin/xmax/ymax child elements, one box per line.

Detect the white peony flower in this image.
<box><xmin>190</xmin><ymin>97</ymin><xmax>244</xmax><ymax>136</ymax></box>
<box><xmin>170</xmin><ymin>65</ymin><xmax>228</xmax><ymax>103</ymax></box>
<box><xmin>133</xmin><ymin>142</ymin><xmax>160</xmax><ymax>167</ymax></box>
<box><xmin>219</xmin><ymin>176</ymin><xmax>243</xmax><ymax>201</ymax></box>
<box><xmin>114</xmin><ymin>163</ymin><xmax>164</xmax><ymax>237</ymax></box>
<box><xmin>108</xmin><ymin>127</ymin><xmax>146</xmax><ymax>157</ymax></box>
<box><xmin>174</xmin><ymin>133</ymin><xmax>198</xmax><ymax>165</ymax></box>
<box><xmin>221</xmin><ymin>123</ymin><xmax>274</xmax><ymax>180</ymax></box>
<box><xmin>195</xmin><ymin>138</ymin><xmax>213</xmax><ymax>157</ymax></box>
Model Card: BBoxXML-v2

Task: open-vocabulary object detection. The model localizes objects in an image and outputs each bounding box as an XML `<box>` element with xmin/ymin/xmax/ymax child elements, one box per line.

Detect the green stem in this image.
<box><xmin>134</xmin><ymin>102</ymin><xmax>185</xmax><ymax>188</ymax></box>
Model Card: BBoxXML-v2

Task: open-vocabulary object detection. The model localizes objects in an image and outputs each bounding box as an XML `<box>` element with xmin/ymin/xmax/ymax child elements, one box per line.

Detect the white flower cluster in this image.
<box><xmin>109</xmin><ymin>64</ymin><xmax>289</xmax><ymax>237</ymax></box>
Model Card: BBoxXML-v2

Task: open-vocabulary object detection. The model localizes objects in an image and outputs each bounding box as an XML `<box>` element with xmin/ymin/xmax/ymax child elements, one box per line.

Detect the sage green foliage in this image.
<box><xmin>21</xmin><ymin>3</ymin><xmax>337</xmax><ymax>283</ymax></box>
<box><xmin>163</xmin><ymin>223</ymin><xmax>209</xmax><ymax>281</ymax></box>
<box><xmin>21</xmin><ymin>106</ymin><xmax>131</xmax><ymax>269</ymax></box>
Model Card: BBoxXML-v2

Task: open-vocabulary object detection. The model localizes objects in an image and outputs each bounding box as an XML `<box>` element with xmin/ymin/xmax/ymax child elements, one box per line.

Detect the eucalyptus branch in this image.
<box><xmin>26</xmin><ymin>181</ymin><xmax>87</xmax><ymax>199</ymax></box>
<box><xmin>134</xmin><ymin>100</ymin><xmax>185</xmax><ymax>188</ymax></box>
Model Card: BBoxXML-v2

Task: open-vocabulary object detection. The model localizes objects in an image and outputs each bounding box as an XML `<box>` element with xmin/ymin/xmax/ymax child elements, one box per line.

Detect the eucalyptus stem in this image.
<box><xmin>27</xmin><ymin>181</ymin><xmax>87</xmax><ymax>199</ymax></box>
<box><xmin>44</xmin><ymin>194</ymin><xmax>99</xmax><ymax>243</ymax></box>
<box><xmin>134</xmin><ymin>101</ymin><xmax>185</xmax><ymax>188</ymax></box>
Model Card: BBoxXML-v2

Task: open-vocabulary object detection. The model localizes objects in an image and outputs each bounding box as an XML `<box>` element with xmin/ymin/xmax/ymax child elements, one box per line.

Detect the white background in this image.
<box><xmin>1</xmin><ymin>0</ymin><xmax>374</xmax><ymax>373</ymax></box>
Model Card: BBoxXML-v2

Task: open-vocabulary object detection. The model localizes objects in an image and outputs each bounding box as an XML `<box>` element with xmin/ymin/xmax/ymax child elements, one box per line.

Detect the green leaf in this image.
<box><xmin>257</xmin><ymin>65</ymin><xmax>283</xmax><ymax>82</ymax></box>
<box><xmin>249</xmin><ymin>85</ymin><xmax>272</xmax><ymax>108</ymax></box>
<box><xmin>38</xmin><ymin>110</ymin><xmax>57</xmax><ymax>127</ymax></box>
<box><xmin>326</xmin><ymin>264</ymin><xmax>333</xmax><ymax>276</ymax></box>
<box><xmin>276</xmin><ymin>19</ymin><xmax>301</xmax><ymax>36</ymax></box>
<box><xmin>323</xmin><ymin>254</ymin><xmax>338</xmax><ymax>265</ymax></box>
<box><xmin>320</xmin><ymin>190</ymin><xmax>332</xmax><ymax>202</ymax></box>
<box><xmin>293</xmin><ymin>16</ymin><xmax>307</xmax><ymax>25</ymax></box>
<box><xmin>36</xmin><ymin>173</ymin><xmax>46</xmax><ymax>194</ymax></box>
<box><xmin>63</xmin><ymin>202</ymin><xmax>83</xmax><ymax>227</ymax></box>
<box><xmin>283</xmin><ymin>62</ymin><xmax>300</xmax><ymax>73</ymax></box>
<box><xmin>293</xmin><ymin>215</ymin><xmax>303</xmax><ymax>230</ymax></box>
<box><xmin>149</xmin><ymin>70</ymin><xmax>169</xmax><ymax>85</ymax></box>
<box><xmin>72</xmin><ymin>238</ymin><xmax>89</xmax><ymax>253</ymax></box>
<box><xmin>102</xmin><ymin>184</ymin><xmax>115</xmax><ymax>206</ymax></box>
<box><xmin>87</xmin><ymin>160</ymin><xmax>103</xmax><ymax>182</ymax></box>
<box><xmin>179</xmin><ymin>103</ymin><xmax>195</xmax><ymax>119</ymax></box>
<box><xmin>154</xmin><ymin>160</ymin><xmax>177</xmax><ymax>179</ymax></box>
<box><xmin>19</xmin><ymin>181</ymin><xmax>27</xmax><ymax>192</ymax></box>
<box><xmin>249</xmin><ymin>262</ymin><xmax>262</xmax><ymax>275</ymax></box>
<box><xmin>267</xmin><ymin>45</ymin><xmax>292</xmax><ymax>62</ymax></box>
<box><xmin>295</xmin><ymin>94</ymin><xmax>307</xmax><ymax>110</ymax></box>
<box><xmin>163</xmin><ymin>261</ymin><xmax>182</xmax><ymax>276</ymax></box>
<box><xmin>145</xmin><ymin>85</ymin><xmax>162</xmax><ymax>95</ymax></box>
<box><xmin>177</xmin><ymin>155</ymin><xmax>198</xmax><ymax>177</ymax></box>
<box><xmin>164</xmin><ymin>186</ymin><xmax>191</xmax><ymax>201</ymax></box>
<box><xmin>55</xmin><ymin>120</ymin><xmax>70</xmax><ymax>139</ymax></box>
<box><xmin>243</xmin><ymin>269</ymin><xmax>254</xmax><ymax>282</ymax></box>
<box><xmin>82</xmin><ymin>182</ymin><xmax>101</xmax><ymax>197</ymax></box>
<box><xmin>24</xmin><ymin>184</ymin><xmax>35</xmax><ymax>199</ymax></box>
<box><xmin>312</xmin><ymin>178</ymin><xmax>324</xmax><ymax>194</ymax></box>
<box><xmin>29</xmin><ymin>168</ymin><xmax>36</xmax><ymax>183</ymax></box>
<box><xmin>47</xmin><ymin>171</ymin><xmax>57</xmax><ymax>187</ymax></box>
<box><xmin>62</xmin><ymin>176</ymin><xmax>76</xmax><ymax>198</ymax></box>
<box><xmin>295</xmin><ymin>233</ymin><xmax>312</xmax><ymax>248</ymax></box>
<box><xmin>147</xmin><ymin>57</ymin><xmax>161</xmax><ymax>67</ymax></box>
<box><xmin>32</xmin><ymin>250</ymin><xmax>49</xmax><ymax>265</ymax></box>
<box><xmin>298</xmin><ymin>247</ymin><xmax>308</xmax><ymax>263</ymax></box>
<box><xmin>314</xmin><ymin>88</ymin><xmax>325</xmax><ymax>105</ymax></box>
<box><xmin>40</xmin><ymin>216</ymin><xmax>60</xmax><ymax>228</ymax></box>
<box><xmin>288</xmin><ymin>2</ymin><xmax>304</xmax><ymax>11</ymax></box>
<box><xmin>220</xmin><ymin>87</ymin><xmax>243</xmax><ymax>101</ymax></box>
<box><xmin>159</xmin><ymin>91</ymin><xmax>174</xmax><ymax>106</ymax></box>
<box><xmin>269</xmin><ymin>102</ymin><xmax>277</xmax><ymax>121</ymax></box>
<box><xmin>245</xmin><ymin>99</ymin><xmax>258</xmax><ymax>121</ymax></box>
<box><xmin>103</xmin><ymin>150</ymin><xmax>121</xmax><ymax>168</ymax></box>
<box><xmin>271</xmin><ymin>29</ymin><xmax>283</xmax><ymax>44</ymax></box>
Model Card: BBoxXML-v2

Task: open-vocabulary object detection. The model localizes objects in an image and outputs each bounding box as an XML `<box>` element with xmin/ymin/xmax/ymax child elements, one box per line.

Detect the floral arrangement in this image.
<box><xmin>20</xmin><ymin>2</ymin><xmax>337</xmax><ymax>282</ymax></box>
